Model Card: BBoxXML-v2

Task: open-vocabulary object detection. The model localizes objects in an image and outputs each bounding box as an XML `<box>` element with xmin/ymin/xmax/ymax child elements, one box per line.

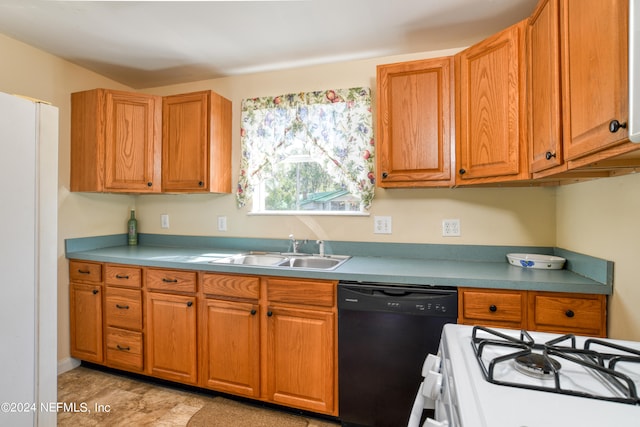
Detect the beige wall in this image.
<box><xmin>0</xmin><ymin>30</ymin><xmax>635</xmax><ymax>369</ymax></box>
<box><xmin>556</xmin><ymin>173</ymin><xmax>640</xmax><ymax>341</ymax></box>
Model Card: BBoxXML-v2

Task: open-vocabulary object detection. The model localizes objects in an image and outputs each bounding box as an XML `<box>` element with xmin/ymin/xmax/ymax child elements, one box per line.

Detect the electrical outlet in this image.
<box><xmin>374</xmin><ymin>216</ymin><xmax>392</xmax><ymax>234</ymax></box>
<box><xmin>160</xmin><ymin>214</ymin><xmax>170</xmax><ymax>229</ymax></box>
<box><xmin>442</xmin><ymin>219</ymin><xmax>460</xmax><ymax>237</ymax></box>
<box><xmin>217</xmin><ymin>216</ymin><xmax>227</xmax><ymax>232</ymax></box>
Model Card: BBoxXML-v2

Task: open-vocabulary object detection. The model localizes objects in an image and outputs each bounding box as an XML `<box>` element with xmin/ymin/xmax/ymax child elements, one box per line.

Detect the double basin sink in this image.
<box><xmin>212</xmin><ymin>252</ymin><xmax>351</xmax><ymax>270</ymax></box>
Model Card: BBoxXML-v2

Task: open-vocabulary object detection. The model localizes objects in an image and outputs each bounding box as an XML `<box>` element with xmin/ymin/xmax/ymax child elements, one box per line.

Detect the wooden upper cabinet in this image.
<box><xmin>560</xmin><ymin>0</ymin><xmax>630</xmax><ymax>163</ymax></box>
<box><xmin>162</xmin><ymin>90</ymin><xmax>232</xmax><ymax>193</ymax></box>
<box><xmin>528</xmin><ymin>0</ymin><xmax>564</xmax><ymax>174</ymax></box>
<box><xmin>376</xmin><ymin>57</ymin><xmax>455</xmax><ymax>187</ymax></box>
<box><xmin>71</xmin><ymin>88</ymin><xmax>162</xmax><ymax>193</ymax></box>
<box><xmin>456</xmin><ymin>20</ymin><xmax>529</xmax><ymax>184</ymax></box>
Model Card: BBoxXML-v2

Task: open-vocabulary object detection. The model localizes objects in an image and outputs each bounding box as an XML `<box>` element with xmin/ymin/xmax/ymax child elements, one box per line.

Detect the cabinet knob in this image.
<box><xmin>545</xmin><ymin>151</ymin><xmax>556</xmax><ymax>160</ymax></box>
<box><xmin>198</xmin><ymin>181</ymin><xmax>204</xmax><ymax>187</ymax></box>
<box><xmin>187</xmin><ymin>301</ymin><xmax>193</xmax><ymax>307</ymax></box>
<box><xmin>459</xmin><ymin>168</ymin><xmax>466</xmax><ymax>175</ymax></box>
<box><xmin>92</xmin><ymin>289</ymin><xmax>99</xmax><ymax>295</ymax></box>
<box><xmin>489</xmin><ymin>304</ymin><xmax>497</xmax><ymax>312</ymax></box>
<box><xmin>147</xmin><ymin>182</ymin><xmax>153</xmax><ymax>187</ymax></box>
<box><xmin>609</xmin><ymin>119</ymin><xmax>627</xmax><ymax>133</ymax></box>
<box><xmin>381</xmin><ymin>172</ymin><xmax>388</xmax><ymax>179</ymax></box>
<box><xmin>565</xmin><ymin>309</ymin><xmax>575</xmax><ymax>318</ymax></box>
<box><xmin>250</xmin><ymin>309</ymin><xmax>257</xmax><ymax>315</ymax></box>
<box><xmin>267</xmin><ymin>311</ymin><xmax>273</xmax><ymax>317</ymax></box>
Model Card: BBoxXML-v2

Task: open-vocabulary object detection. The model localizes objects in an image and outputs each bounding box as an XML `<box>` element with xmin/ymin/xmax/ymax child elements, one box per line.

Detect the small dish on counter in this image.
<box><xmin>506</xmin><ymin>253</ymin><xmax>566</xmax><ymax>270</ymax></box>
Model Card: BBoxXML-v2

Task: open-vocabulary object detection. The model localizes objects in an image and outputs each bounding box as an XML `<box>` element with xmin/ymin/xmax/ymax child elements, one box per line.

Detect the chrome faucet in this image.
<box><xmin>288</xmin><ymin>234</ymin><xmax>299</xmax><ymax>253</ymax></box>
<box><xmin>316</xmin><ymin>240</ymin><xmax>325</xmax><ymax>257</ymax></box>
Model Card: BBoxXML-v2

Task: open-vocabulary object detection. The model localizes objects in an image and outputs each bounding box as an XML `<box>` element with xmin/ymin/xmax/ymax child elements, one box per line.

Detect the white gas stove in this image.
<box><xmin>410</xmin><ymin>324</ymin><xmax>640</xmax><ymax>427</ymax></box>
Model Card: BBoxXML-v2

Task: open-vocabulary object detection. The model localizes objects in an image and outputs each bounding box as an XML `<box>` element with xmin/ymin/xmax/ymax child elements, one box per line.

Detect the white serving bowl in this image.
<box><xmin>506</xmin><ymin>253</ymin><xmax>566</xmax><ymax>270</ymax></box>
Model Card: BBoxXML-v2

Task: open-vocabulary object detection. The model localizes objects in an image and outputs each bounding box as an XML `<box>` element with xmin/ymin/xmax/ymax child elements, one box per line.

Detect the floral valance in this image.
<box><xmin>236</xmin><ymin>87</ymin><xmax>375</xmax><ymax>210</ymax></box>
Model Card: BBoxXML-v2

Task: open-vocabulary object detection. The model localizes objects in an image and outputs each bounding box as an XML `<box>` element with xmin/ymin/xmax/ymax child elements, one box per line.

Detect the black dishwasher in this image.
<box><xmin>338</xmin><ymin>281</ymin><xmax>457</xmax><ymax>427</ymax></box>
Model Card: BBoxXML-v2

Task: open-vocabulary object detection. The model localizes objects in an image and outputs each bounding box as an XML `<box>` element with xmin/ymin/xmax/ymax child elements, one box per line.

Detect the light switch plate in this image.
<box><xmin>217</xmin><ymin>216</ymin><xmax>227</xmax><ymax>232</ymax></box>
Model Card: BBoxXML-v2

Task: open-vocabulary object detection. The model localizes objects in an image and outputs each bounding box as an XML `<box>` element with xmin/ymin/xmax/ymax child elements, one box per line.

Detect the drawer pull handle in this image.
<box><xmin>267</xmin><ymin>311</ymin><xmax>273</xmax><ymax>317</ymax></box>
<box><xmin>186</xmin><ymin>301</ymin><xmax>193</xmax><ymax>307</ymax></box>
<box><xmin>92</xmin><ymin>289</ymin><xmax>99</xmax><ymax>295</ymax></box>
<box><xmin>78</xmin><ymin>269</ymin><xmax>91</xmax><ymax>274</ymax></box>
<box><xmin>116</xmin><ymin>345</ymin><xmax>131</xmax><ymax>351</ymax></box>
<box><xmin>565</xmin><ymin>309</ymin><xmax>575</xmax><ymax>318</ymax></box>
<box><xmin>250</xmin><ymin>309</ymin><xmax>257</xmax><ymax>315</ymax></box>
<box><xmin>489</xmin><ymin>305</ymin><xmax>497</xmax><ymax>312</ymax></box>
<box><xmin>115</xmin><ymin>274</ymin><xmax>129</xmax><ymax>279</ymax></box>
<box><xmin>162</xmin><ymin>278</ymin><xmax>178</xmax><ymax>283</ymax></box>
<box><xmin>116</xmin><ymin>304</ymin><xmax>129</xmax><ymax>310</ymax></box>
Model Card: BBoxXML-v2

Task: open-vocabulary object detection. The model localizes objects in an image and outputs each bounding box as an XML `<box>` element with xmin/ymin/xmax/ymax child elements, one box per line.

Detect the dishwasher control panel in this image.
<box><xmin>338</xmin><ymin>282</ymin><xmax>458</xmax><ymax>317</ymax></box>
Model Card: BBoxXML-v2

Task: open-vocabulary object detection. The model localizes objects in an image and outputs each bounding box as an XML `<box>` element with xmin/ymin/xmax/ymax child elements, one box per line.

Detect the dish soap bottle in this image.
<box><xmin>128</xmin><ymin>209</ymin><xmax>138</xmax><ymax>246</ymax></box>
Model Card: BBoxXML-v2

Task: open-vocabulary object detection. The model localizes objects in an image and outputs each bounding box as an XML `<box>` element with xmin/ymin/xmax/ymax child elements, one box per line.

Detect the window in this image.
<box><xmin>236</xmin><ymin>88</ymin><xmax>375</xmax><ymax>214</ymax></box>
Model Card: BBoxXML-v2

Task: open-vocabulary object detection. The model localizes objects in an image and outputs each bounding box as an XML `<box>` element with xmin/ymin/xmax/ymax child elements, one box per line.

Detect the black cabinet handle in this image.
<box><xmin>187</xmin><ymin>301</ymin><xmax>193</xmax><ymax>307</ymax></box>
<box><xmin>459</xmin><ymin>168</ymin><xmax>466</xmax><ymax>175</ymax></box>
<box><xmin>609</xmin><ymin>120</ymin><xmax>627</xmax><ymax>133</ymax></box>
<box><xmin>147</xmin><ymin>182</ymin><xmax>153</xmax><ymax>187</ymax></box>
<box><xmin>116</xmin><ymin>345</ymin><xmax>131</xmax><ymax>351</ymax></box>
<box><xmin>92</xmin><ymin>289</ymin><xmax>99</xmax><ymax>295</ymax></box>
<box><xmin>545</xmin><ymin>151</ymin><xmax>556</xmax><ymax>160</ymax></box>
<box><xmin>115</xmin><ymin>304</ymin><xmax>129</xmax><ymax>310</ymax></box>
<box><xmin>267</xmin><ymin>311</ymin><xmax>273</xmax><ymax>317</ymax></box>
<box><xmin>250</xmin><ymin>309</ymin><xmax>257</xmax><ymax>315</ymax></box>
<box><xmin>162</xmin><ymin>278</ymin><xmax>178</xmax><ymax>283</ymax></box>
<box><xmin>115</xmin><ymin>274</ymin><xmax>129</xmax><ymax>279</ymax></box>
<box><xmin>489</xmin><ymin>305</ymin><xmax>497</xmax><ymax>312</ymax></box>
<box><xmin>198</xmin><ymin>181</ymin><xmax>204</xmax><ymax>187</ymax></box>
<box><xmin>78</xmin><ymin>269</ymin><xmax>91</xmax><ymax>275</ymax></box>
<box><xmin>382</xmin><ymin>172</ymin><xmax>388</xmax><ymax>179</ymax></box>
<box><xmin>565</xmin><ymin>309</ymin><xmax>575</xmax><ymax>318</ymax></box>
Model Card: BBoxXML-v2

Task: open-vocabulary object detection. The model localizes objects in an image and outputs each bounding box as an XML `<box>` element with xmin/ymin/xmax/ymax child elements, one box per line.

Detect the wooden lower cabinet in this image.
<box><xmin>266</xmin><ymin>305</ymin><xmax>336</xmax><ymax>414</ymax></box>
<box><xmin>69</xmin><ymin>282</ymin><xmax>104</xmax><ymax>363</ymax></box>
<box><xmin>145</xmin><ymin>291</ymin><xmax>198</xmax><ymax>384</ymax></box>
<box><xmin>458</xmin><ymin>287</ymin><xmax>607</xmax><ymax>337</ymax></box>
<box><xmin>201</xmin><ymin>298</ymin><xmax>260</xmax><ymax>397</ymax></box>
<box><xmin>69</xmin><ymin>260</ymin><xmax>104</xmax><ymax>363</ymax></box>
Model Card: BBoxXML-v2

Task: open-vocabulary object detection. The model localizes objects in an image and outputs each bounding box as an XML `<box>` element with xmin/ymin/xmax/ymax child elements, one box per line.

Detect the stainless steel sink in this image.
<box><xmin>212</xmin><ymin>252</ymin><xmax>350</xmax><ymax>270</ymax></box>
<box><xmin>282</xmin><ymin>255</ymin><xmax>350</xmax><ymax>270</ymax></box>
<box><xmin>213</xmin><ymin>253</ymin><xmax>288</xmax><ymax>266</ymax></box>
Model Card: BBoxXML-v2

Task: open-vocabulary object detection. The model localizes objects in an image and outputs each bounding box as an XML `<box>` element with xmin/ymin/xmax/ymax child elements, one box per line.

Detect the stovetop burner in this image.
<box><xmin>513</xmin><ymin>353</ymin><xmax>561</xmax><ymax>379</ymax></box>
<box><xmin>470</xmin><ymin>326</ymin><xmax>640</xmax><ymax>405</ymax></box>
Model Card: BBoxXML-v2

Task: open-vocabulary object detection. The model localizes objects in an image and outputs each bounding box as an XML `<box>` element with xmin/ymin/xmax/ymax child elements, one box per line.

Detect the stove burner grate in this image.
<box><xmin>470</xmin><ymin>326</ymin><xmax>640</xmax><ymax>405</ymax></box>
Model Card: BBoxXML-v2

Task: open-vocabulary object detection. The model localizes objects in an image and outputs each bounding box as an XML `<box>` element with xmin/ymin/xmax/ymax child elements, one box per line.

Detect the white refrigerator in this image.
<box><xmin>0</xmin><ymin>91</ymin><xmax>58</xmax><ymax>426</ymax></box>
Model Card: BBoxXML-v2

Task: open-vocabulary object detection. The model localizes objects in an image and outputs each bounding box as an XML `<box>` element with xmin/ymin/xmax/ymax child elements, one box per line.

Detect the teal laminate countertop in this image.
<box><xmin>65</xmin><ymin>234</ymin><xmax>614</xmax><ymax>295</ymax></box>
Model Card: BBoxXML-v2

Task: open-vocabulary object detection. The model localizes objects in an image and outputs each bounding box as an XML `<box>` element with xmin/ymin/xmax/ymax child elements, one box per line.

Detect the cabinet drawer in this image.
<box><xmin>266</xmin><ymin>278</ymin><xmax>336</xmax><ymax>308</ymax></box>
<box><xmin>105</xmin><ymin>287</ymin><xmax>142</xmax><ymax>330</ymax></box>
<box><xmin>202</xmin><ymin>273</ymin><xmax>260</xmax><ymax>300</ymax></box>
<box><xmin>105</xmin><ymin>327</ymin><xmax>143</xmax><ymax>371</ymax></box>
<box><xmin>146</xmin><ymin>268</ymin><xmax>197</xmax><ymax>293</ymax></box>
<box><xmin>528</xmin><ymin>292</ymin><xmax>606</xmax><ymax>336</ymax></box>
<box><xmin>105</xmin><ymin>265</ymin><xmax>142</xmax><ymax>288</ymax></box>
<box><xmin>459</xmin><ymin>288</ymin><xmax>526</xmax><ymax>327</ymax></box>
<box><xmin>69</xmin><ymin>260</ymin><xmax>102</xmax><ymax>283</ymax></box>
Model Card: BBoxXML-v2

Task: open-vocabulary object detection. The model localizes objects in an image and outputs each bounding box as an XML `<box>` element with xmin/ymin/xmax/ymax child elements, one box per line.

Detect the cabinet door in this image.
<box><xmin>377</xmin><ymin>57</ymin><xmax>454</xmax><ymax>187</ymax></box>
<box><xmin>560</xmin><ymin>0</ymin><xmax>629</xmax><ymax>161</ymax></box>
<box><xmin>266</xmin><ymin>306</ymin><xmax>336</xmax><ymax>415</ymax></box>
<box><xmin>162</xmin><ymin>90</ymin><xmax>232</xmax><ymax>193</ymax></box>
<box><xmin>528</xmin><ymin>291</ymin><xmax>606</xmax><ymax>337</ymax></box>
<box><xmin>458</xmin><ymin>288</ymin><xmax>527</xmax><ymax>329</ymax></box>
<box><xmin>70</xmin><ymin>89</ymin><xmax>161</xmax><ymax>193</ymax></box>
<box><xmin>528</xmin><ymin>0</ymin><xmax>564</xmax><ymax>173</ymax></box>
<box><xmin>69</xmin><ymin>283</ymin><xmax>103</xmax><ymax>363</ymax></box>
<box><xmin>202</xmin><ymin>299</ymin><xmax>260</xmax><ymax>397</ymax></box>
<box><xmin>456</xmin><ymin>20</ymin><xmax>529</xmax><ymax>183</ymax></box>
<box><xmin>145</xmin><ymin>292</ymin><xmax>198</xmax><ymax>384</ymax></box>
<box><xmin>104</xmin><ymin>91</ymin><xmax>162</xmax><ymax>192</ymax></box>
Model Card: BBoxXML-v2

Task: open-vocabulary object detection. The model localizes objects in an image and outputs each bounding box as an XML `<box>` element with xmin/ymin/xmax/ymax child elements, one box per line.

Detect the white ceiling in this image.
<box><xmin>0</xmin><ymin>0</ymin><xmax>538</xmax><ymax>89</ymax></box>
